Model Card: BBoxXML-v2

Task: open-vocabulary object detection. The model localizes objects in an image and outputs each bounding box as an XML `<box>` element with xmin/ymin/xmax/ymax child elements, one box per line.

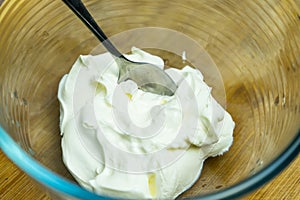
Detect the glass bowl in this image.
<box><xmin>0</xmin><ymin>0</ymin><xmax>299</xmax><ymax>199</ymax></box>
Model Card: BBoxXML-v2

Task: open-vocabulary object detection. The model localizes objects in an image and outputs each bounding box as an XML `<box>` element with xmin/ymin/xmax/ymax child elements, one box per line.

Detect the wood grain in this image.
<box><xmin>0</xmin><ymin>150</ymin><xmax>299</xmax><ymax>199</ymax></box>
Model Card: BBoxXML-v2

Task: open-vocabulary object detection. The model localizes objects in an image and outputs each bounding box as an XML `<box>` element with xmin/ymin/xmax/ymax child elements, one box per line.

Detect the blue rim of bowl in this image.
<box><xmin>0</xmin><ymin>125</ymin><xmax>299</xmax><ymax>200</ymax></box>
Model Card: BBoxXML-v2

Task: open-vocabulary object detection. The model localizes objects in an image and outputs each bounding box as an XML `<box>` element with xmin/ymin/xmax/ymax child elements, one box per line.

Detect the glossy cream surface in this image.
<box><xmin>58</xmin><ymin>47</ymin><xmax>235</xmax><ymax>199</ymax></box>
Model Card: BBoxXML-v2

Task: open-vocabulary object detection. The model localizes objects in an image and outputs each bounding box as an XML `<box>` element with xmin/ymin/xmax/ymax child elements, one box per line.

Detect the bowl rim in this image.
<box><xmin>0</xmin><ymin>125</ymin><xmax>299</xmax><ymax>199</ymax></box>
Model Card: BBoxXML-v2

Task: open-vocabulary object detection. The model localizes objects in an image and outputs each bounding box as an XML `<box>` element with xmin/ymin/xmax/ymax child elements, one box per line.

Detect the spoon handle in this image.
<box><xmin>62</xmin><ymin>0</ymin><xmax>123</xmax><ymax>58</ymax></box>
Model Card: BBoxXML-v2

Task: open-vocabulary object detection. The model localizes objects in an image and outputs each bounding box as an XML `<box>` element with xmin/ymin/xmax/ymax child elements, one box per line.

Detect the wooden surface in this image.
<box><xmin>0</xmin><ymin>150</ymin><xmax>299</xmax><ymax>199</ymax></box>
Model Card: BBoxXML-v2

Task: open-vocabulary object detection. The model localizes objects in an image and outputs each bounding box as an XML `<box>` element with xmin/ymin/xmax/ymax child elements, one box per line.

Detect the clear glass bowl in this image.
<box><xmin>0</xmin><ymin>0</ymin><xmax>299</xmax><ymax>199</ymax></box>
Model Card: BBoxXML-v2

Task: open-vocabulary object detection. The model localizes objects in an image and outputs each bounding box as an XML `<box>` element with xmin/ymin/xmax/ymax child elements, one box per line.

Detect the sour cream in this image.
<box><xmin>58</xmin><ymin>47</ymin><xmax>234</xmax><ymax>199</ymax></box>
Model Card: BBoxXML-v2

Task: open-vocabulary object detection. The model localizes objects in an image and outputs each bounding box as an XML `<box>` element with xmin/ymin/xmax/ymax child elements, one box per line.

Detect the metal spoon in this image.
<box><xmin>62</xmin><ymin>0</ymin><xmax>177</xmax><ymax>96</ymax></box>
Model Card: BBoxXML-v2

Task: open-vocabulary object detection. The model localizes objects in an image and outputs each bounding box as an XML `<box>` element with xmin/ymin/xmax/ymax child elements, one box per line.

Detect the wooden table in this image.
<box><xmin>0</xmin><ymin>150</ymin><xmax>299</xmax><ymax>199</ymax></box>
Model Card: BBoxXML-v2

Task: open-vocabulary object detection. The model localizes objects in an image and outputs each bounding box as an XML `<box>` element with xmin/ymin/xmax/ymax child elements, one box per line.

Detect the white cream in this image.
<box><xmin>58</xmin><ymin>47</ymin><xmax>235</xmax><ymax>199</ymax></box>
